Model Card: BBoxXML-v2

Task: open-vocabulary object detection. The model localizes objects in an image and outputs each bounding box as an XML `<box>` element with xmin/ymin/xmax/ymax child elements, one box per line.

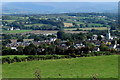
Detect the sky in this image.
<box><xmin>2</xmin><ymin>0</ymin><xmax>120</xmax><ymax>2</ymax></box>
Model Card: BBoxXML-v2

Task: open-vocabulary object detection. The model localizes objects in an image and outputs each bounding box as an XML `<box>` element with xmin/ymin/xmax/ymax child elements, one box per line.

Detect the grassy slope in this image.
<box><xmin>2</xmin><ymin>55</ymin><xmax>118</xmax><ymax>78</ymax></box>
<box><xmin>0</xmin><ymin>64</ymin><xmax>1</xmax><ymax>79</ymax></box>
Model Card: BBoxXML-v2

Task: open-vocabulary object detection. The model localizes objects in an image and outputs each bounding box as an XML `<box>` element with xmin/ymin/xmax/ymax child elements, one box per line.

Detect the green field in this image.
<box><xmin>1</xmin><ymin>55</ymin><xmax>28</xmax><ymax>59</ymax></box>
<box><xmin>2</xmin><ymin>55</ymin><xmax>118</xmax><ymax>78</ymax></box>
<box><xmin>24</xmin><ymin>23</ymin><xmax>45</xmax><ymax>27</ymax></box>
<box><xmin>64</xmin><ymin>27</ymin><xmax>108</xmax><ymax>31</ymax></box>
<box><xmin>3</xmin><ymin>20</ymin><xmax>16</xmax><ymax>23</ymax></box>
<box><xmin>0</xmin><ymin>64</ymin><xmax>2</xmax><ymax>80</ymax></box>
<box><xmin>3</xmin><ymin>30</ymin><xmax>32</xmax><ymax>33</ymax></box>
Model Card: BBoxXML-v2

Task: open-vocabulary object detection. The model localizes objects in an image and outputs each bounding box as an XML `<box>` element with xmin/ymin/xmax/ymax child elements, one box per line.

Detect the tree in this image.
<box><xmin>99</xmin><ymin>44</ymin><xmax>109</xmax><ymax>51</ymax></box>
<box><xmin>80</xmin><ymin>47</ymin><xmax>90</xmax><ymax>54</ymax></box>
<box><xmin>97</xmin><ymin>35</ymin><xmax>102</xmax><ymax>41</ymax></box>
<box><xmin>34</xmin><ymin>37</ymin><xmax>40</xmax><ymax>42</ymax></box>
<box><xmin>80</xmin><ymin>24</ymin><xmax>85</xmax><ymax>28</ymax></box>
<box><xmin>55</xmin><ymin>46</ymin><xmax>65</xmax><ymax>55</ymax></box>
<box><xmin>111</xmin><ymin>40</ymin><xmax>116</xmax><ymax>45</ymax></box>
<box><xmin>2</xmin><ymin>47</ymin><xmax>11</xmax><ymax>55</ymax></box>
<box><xmin>86</xmin><ymin>42</ymin><xmax>95</xmax><ymax>51</ymax></box>
<box><xmin>117</xmin><ymin>39</ymin><xmax>120</xmax><ymax>45</ymax></box>
<box><xmin>10</xmin><ymin>21</ymin><xmax>24</xmax><ymax>29</ymax></box>
<box><xmin>72</xmin><ymin>22</ymin><xmax>78</xmax><ymax>27</ymax></box>
<box><xmin>46</xmin><ymin>44</ymin><xmax>56</xmax><ymax>55</ymax></box>
<box><xmin>57</xmin><ymin>30</ymin><xmax>65</xmax><ymax>40</ymax></box>
<box><xmin>54</xmin><ymin>39</ymin><xmax>61</xmax><ymax>45</ymax></box>
<box><xmin>76</xmin><ymin>33</ymin><xmax>87</xmax><ymax>41</ymax></box>
<box><xmin>2</xmin><ymin>39</ymin><xmax>12</xmax><ymax>45</ymax></box>
<box><xmin>24</xmin><ymin>43</ymin><xmax>37</xmax><ymax>55</ymax></box>
<box><xmin>66</xmin><ymin>45</ymin><xmax>76</xmax><ymax>55</ymax></box>
<box><xmin>34</xmin><ymin>69</ymin><xmax>41</xmax><ymax>80</ymax></box>
<box><xmin>65</xmin><ymin>41</ymin><xmax>73</xmax><ymax>46</ymax></box>
<box><xmin>17</xmin><ymin>38</ymin><xmax>23</xmax><ymax>42</ymax></box>
<box><xmin>17</xmin><ymin>46</ymin><xmax>24</xmax><ymax>55</ymax></box>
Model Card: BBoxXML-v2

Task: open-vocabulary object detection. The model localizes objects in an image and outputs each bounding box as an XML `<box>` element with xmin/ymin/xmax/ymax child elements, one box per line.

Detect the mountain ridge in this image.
<box><xmin>2</xmin><ymin>2</ymin><xmax>118</xmax><ymax>14</ymax></box>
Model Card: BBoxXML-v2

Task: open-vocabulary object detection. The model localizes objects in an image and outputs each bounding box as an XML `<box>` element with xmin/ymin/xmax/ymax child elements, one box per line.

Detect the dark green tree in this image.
<box><xmin>57</xmin><ymin>30</ymin><xmax>65</xmax><ymax>40</ymax></box>
<box><xmin>17</xmin><ymin>38</ymin><xmax>23</xmax><ymax>42</ymax></box>
<box><xmin>97</xmin><ymin>35</ymin><xmax>102</xmax><ymax>41</ymax></box>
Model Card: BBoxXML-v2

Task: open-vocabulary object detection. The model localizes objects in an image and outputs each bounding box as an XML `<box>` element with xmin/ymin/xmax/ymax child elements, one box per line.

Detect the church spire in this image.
<box><xmin>106</xmin><ymin>27</ymin><xmax>111</xmax><ymax>40</ymax></box>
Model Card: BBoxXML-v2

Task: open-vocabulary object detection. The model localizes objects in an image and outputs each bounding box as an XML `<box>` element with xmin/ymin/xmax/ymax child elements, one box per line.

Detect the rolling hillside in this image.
<box><xmin>2</xmin><ymin>2</ymin><xmax>118</xmax><ymax>14</ymax></box>
<box><xmin>2</xmin><ymin>55</ymin><xmax>118</xmax><ymax>78</ymax></box>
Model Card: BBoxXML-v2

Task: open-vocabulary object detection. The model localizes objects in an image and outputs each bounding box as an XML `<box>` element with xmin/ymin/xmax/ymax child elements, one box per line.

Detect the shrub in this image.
<box><xmin>69</xmin><ymin>53</ymin><xmax>76</xmax><ymax>58</ymax></box>
<box><xmin>14</xmin><ymin>56</ymin><xmax>22</xmax><ymax>62</ymax></box>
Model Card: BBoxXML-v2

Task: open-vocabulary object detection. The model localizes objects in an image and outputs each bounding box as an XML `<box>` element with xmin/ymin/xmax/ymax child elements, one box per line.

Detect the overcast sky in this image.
<box><xmin>2</xmin><ymin>0</ymin><xmax>120</xmax><ymax>2</ymax></box>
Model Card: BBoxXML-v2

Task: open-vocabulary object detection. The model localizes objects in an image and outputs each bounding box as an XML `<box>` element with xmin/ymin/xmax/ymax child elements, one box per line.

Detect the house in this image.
<box><xmin>92</xmin><ymin>35</ymin><xmax>98</xmax><ymax>40</ymax></box>
<box><xmin>15</xmin><ymin>28</ymin><xmax>20</xmax><ymax>30</ymax></box>
<box><xmin>10</xmin><ymin>27</ymin><xmax>14</xmax><ymax>31</ymax></box>
<box><xmin>100</xmin><ymin>35</ymin><xmax>105</xmax><ymax>40</ymax></box>
<box><xmin>50</xmin><ymin>38</ymin><xmax>57</xmax><ymax>42</ymax></box>
<box><xmin>11</xmin><ymin>47</ymin><xmax>17</xmax><ymax>50</ymax></box>
<box><xmin>93</xmin><ymin>47</ymin><xmax>100</xmax><ymax>52</ymax></box>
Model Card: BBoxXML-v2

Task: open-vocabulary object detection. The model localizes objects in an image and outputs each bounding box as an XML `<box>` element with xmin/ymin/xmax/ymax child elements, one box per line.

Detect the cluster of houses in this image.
<box><xmin>5</xmin><ymin>28</ymin><xmax>120</xmax><ymax>52</ymax></box>
<box><xmin>7</xmin><ymin>27</ymin><xmax>20</xmax><ymax>31</ymax></box>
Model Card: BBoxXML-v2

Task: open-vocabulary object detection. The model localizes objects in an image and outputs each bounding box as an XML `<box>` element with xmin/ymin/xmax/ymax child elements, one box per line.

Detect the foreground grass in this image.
<box><xmin>2</xmin><ymin>55</ymin><xmax>118</xmax><ymax>78</ymax></box>
<box><xmin>0</xmin><ymin>64</ymin><xmax>2</xmax><ymax>79</ymax></box>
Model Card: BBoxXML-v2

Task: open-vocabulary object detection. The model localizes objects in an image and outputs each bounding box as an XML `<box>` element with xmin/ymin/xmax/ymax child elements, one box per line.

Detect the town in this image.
<box><xmin>1</xmin><ymin>2</ymin><xmax>120</xmax><ymax>79</ymax></box>
<box><xmin>2</xmin><ymin>27</ymin><xmax>120</xmax><ymax>56</ymax></box>
<box><xmin>2</xmin><ymin>13</ymin><xmax>120</xmax><ymax>56</ymax></box>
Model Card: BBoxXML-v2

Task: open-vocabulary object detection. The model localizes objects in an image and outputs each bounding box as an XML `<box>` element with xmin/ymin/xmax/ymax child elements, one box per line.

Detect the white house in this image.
<box><xmin>50</xmin><ymin>38</ymin><xmax>57</xmax><ymax>42</ymax></box>
<box><xmin>92</xmin><ymin>35</ymin><xmax>98</xmax><ymax>40</ymax></box>
<box><xmin>11</xmin><ymin>47</ymin><xmax>17</xmax><ymax>50</ymax></box>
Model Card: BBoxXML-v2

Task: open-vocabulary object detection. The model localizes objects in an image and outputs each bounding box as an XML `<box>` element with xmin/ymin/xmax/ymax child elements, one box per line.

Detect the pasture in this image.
<box><xmin>3</xmin><ymin>30</ymin><xmax>32</xmax><ymax>34</ymax></box>
<box><xmin>27</xmin><ymin>30</ymin><xmax>87</xmax><ymax>34</ymax></box>
<box><xmin>24</xmin><ymin>24</ymin><xmax>46</xmax><ymax>27</ymax></box>
<box><xmin>64</xmin><ymin>23</ymin><xmax>73</xmax><ymax>27</ymax></box>
<box><xmin>1</xmin><ymin>55</ymin><xmax>28</xmax><ymax>59</ymax></box>
<box><xmin>3</xmin><ymin>20</ymin><xmax>16</xmax><ymax>23</ymax></box>
<box><xmin>2</xmin><ymin>55</ymin><xmax>118</xmax><ymax>78</ymax></box>
<box><xmin>64</xmin><ymin>27</ymin><xmax>108</xmax><ymax>31</ymax></box>
<box><xmin>3</xmin><ymin>30</ymin><xmax>87</xmax><ymax>34</ymax></box>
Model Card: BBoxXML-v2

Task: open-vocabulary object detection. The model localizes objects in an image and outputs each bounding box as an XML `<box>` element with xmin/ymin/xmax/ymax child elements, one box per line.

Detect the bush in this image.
<box><xmin>2</xmin><ymin>51</ymin><xmax>114</xmax><ymax>64</ymax></box>
<box><xmin>2</xmin><ymin>57</ymin><xmax>11</xmax><ymax>64</ymax></box>
<box><xmin>14</xmin><ymin>56</ymin><xmax>22</xmax><ymax>62</ymax></box>
<box><xmin>86</xmin><ymin>54</ymin><xmax>92</xmax><ymax>57</ymax></box>
<box><xmin>69</xmin><ymin>53</ymin><xmax>76</xmax><ymax>58</ymax></box>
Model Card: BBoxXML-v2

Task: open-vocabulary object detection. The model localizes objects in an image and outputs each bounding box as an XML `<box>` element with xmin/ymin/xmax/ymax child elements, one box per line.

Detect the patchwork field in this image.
<box><xmin>3</xmin><ymin>30</ymin><xmax>32</xmax><ymax>34</ymax></box>
<box><xmin>3</xmin><ymin>30</ymin><xmax>87</xmax><ymax>34</ymax></box>
<box><xmin>2</xmin><ymin>55</ymin><xmax>118</xmax><ymax>78</ymax></box>
<box><xmin>3</xmin><ymin>20</ymin><xmax>16</xmax><ymax>23</ymax></box>
<box><xmin>64</xmin><ymin>27</ymin><xmax>108</xmax><ymax>31</ymax></box>
<box><xmin>64</xmin><ymin>23</ymin><xmax>73</xmax><ymax>27</ymax></box>
<box><xmin>24</xmin><ymin>24</ymin><xmax>46</xmax><ymax>27</ymax></box>
<box><xmin>3</xmin><ymin>27</ymin><xmax>106</xmax><ymax>34</ymax></box>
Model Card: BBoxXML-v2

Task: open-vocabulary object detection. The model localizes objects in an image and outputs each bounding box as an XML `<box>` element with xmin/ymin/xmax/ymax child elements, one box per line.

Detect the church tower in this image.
<box><xmin>106</xmin><ymin>27</ymin><xmax>111</xmax><ymax>40</ymax></box>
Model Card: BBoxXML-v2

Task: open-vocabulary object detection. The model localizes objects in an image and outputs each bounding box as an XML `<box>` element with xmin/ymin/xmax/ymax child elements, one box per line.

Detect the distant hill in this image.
<box><xmin>2</xmin><ymin>2</ymin><xmax>118</xmax><ymax>14</ymax></box>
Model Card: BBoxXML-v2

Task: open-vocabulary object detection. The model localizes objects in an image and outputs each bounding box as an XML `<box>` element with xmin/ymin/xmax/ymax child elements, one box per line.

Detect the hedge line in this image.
<box><xmin>1</xmin><ymin>51</ymin><xmax>114</xmax><ymax>64</ymax></box>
